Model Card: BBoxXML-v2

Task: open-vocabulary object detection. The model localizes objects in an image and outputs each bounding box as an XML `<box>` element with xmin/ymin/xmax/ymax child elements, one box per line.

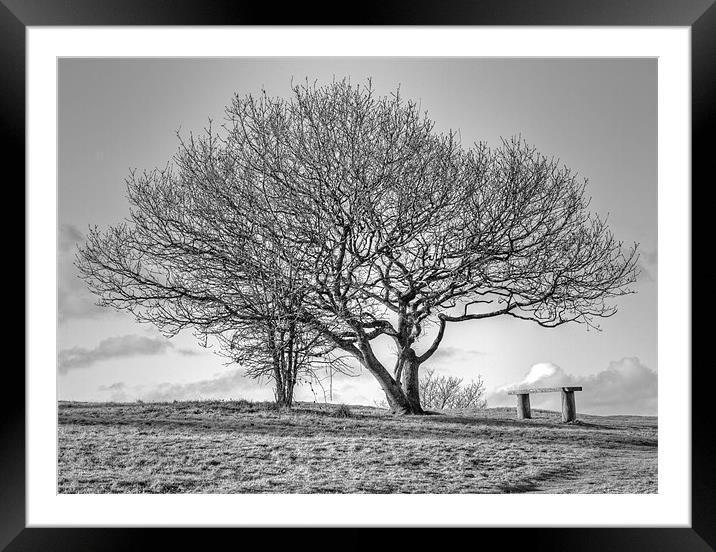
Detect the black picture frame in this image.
<box><xmin>7</xmin><ymin>1</ymin><xmax>712</xmax><ymax>549</ymax></box>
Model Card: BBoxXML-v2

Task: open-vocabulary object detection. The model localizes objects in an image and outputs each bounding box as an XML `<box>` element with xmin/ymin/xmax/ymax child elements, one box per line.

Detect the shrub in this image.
<box><xmin>334</xmin><ymin>404</ymin><xmax>352</xmax><ymax>418</ymax></box>
<box><xmin>419</xmin><ymin>369</ymin><xmax>487</xmax><ymax>410</ymax></box>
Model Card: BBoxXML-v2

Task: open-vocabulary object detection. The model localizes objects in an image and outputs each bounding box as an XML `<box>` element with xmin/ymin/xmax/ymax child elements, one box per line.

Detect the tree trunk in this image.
<box><xmin>357</xmin><ymin>345</ymin><xmax>417</xmax><ymax>414</ymax></box>
<box><xmin>381</xmin><ymin>379</ymin><xmax>416</xmax><ymax>414</ymax></box>
<box><xmin>274</xmin><ymin>378</ymin><xmax>287</xmax><ymax>406</ymax></box>
<box><xmin>270</xmin><ymin>333</ymin><xmax>288</xmax><ymax>406</ymax></box>
<box><xmin>336</xmin><ymin>333</ymin><xmax>423</xmax><ymax>415</ymax></box>
<box><xmin>400</xmin><ymin>349</ymin><xmax>424</xmax><ymax>414</ymax></box>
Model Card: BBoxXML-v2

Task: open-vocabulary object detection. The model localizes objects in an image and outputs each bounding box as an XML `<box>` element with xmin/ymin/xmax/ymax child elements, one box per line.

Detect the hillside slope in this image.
<box><xmin>58</xmin><ymin>401</ymin><xmax>657</xmax><ymax>494</ymax></box>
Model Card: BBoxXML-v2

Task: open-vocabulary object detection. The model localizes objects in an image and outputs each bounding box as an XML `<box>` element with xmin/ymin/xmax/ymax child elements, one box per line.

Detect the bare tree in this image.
<box><xmin>226</xmin><ymin>260</ymin><xmax>356</xmax><ymax>406</ymax></box>
<box><xmin>222</xmin><ymin>290</ymin><xmax>339</xmax><ymax>407</ymax></box>
<box><xmin>76</xmin><ymin>127</ymin><xmax>350</xmax><ymax>406</ymax></box>
<box><xmin>77</xmin><ymin>79</ymin><xmax>639</xmax><ymax>414</ymax></box>
<box><xmin>419</xmin><ymin>369</ymin><xmax>486</xmax><ymax>410</ymax></box>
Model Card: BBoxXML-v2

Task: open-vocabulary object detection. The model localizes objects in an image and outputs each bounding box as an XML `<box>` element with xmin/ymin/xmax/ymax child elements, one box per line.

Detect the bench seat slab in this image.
<box><xmin>507</xmin><ymin>386</ymin><xmax>582</xmax><ymax>395</ymax></box>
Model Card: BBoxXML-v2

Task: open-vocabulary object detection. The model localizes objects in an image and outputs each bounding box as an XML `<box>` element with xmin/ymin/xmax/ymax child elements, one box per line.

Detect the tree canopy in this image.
<box><xmin>77</xmin><ymin>79</ymin><xmax>639</xmax><ymax>413</ymax></box>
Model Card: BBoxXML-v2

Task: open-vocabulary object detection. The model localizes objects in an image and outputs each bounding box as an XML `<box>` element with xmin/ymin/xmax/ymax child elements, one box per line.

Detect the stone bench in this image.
<box><xmin>507</xmin><ymin>386</ymin><xmax>583</xmax><ymax>422</ymax></box>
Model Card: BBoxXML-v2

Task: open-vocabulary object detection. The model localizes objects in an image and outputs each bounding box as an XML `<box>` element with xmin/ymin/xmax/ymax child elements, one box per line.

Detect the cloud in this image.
<box><xmin>429</xmin><ymin>346</ymin><xmax>485</xmax><ymax>364</ymax></box>
<box><xmin>97</xmin><ymin>369</ymin><xmax>270</xmax><ymax>402</ymax></box>
<box><xmin>59</xmin><ymin>334</ymin><xmax>181</xmax><ymax>373</ymax></box>
<box><xmin>59</xmin><ymin>224</ymin><xmax>83</xmax><ymax>252</ymax></box>
<box><xmin>638</xmin><ymin>248</ymin><xmax>658</xmax><ymax>282</ymax></box>
<box><xmin>98</xmin><ymin>382</ymin><xmax>126</xmax><ymax>391</ymax></box>
<box><xmin>141</xmin><ymin>369</ymin><xmax>262</xmax><ymax>402</ymax></box>
<box><xmin>642</xmin><ymin>250</ymin><xmax>657</xmax><ymax>265</ymax></box>
<box><xmin>93</xmin><ymin>361</ymin><xmax>369</xmax><ymax>404</ymax></box>
<box><xmin>176</xmin><ymin>348</ymin><xmax>203</xmax><ymax>356</ymax></box>
<box><xmin>58</xmin><ymin>224</ymin><xmax>107</xmax><ymax>323</ymax></box>
<box><xmin>488</xmin><ymin>357</ymin><xmax>657</xmax><ymax>416</ymax></box>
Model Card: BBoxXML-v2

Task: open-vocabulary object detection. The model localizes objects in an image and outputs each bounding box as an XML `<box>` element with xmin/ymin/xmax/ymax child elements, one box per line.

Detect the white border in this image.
<box><xmin>27</xmin><ymin>27</ymin><xmax>691</xmax><ymax>527</ymax></box>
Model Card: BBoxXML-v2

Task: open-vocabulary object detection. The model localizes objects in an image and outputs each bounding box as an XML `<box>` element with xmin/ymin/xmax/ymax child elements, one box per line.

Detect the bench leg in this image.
<box><xmin>516</xmin><ymin>393</ymin><xmax>531</xmax><ymax>419</ymax></box>
<box><xmin>561</xmin><ymin>390</ymin><xmax>577</xmax><ymax>422</ymax></box>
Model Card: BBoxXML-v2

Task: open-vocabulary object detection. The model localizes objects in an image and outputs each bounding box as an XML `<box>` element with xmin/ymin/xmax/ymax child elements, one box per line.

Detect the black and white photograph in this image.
<box><xmin>56</xmin><ymin>57</ymin><xmax>659</xmax><ymax>495</ymax></box>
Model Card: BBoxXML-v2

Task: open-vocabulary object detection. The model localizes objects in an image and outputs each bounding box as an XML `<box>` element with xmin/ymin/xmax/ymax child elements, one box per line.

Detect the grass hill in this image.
<box><xmin>58</xmin><ymin>400</ymin><xmax>657</xmax><ymax>494</ymax></box>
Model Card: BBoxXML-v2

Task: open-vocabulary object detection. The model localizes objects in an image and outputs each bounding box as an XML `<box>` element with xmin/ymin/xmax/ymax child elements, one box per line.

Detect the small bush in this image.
<box><xmin>420</xmin><ymin>369</ymin><xmax>487</xmax><ymax>410</ymax></box>
<box><xmin>334</xmin><ymin>404</ymin><xmax>352</xmax><ymax>418</ymax></box>
<box><xmin>266</xmin><ymin>401</ymin><xmax>283</xmax><ymax>412</ymax></box>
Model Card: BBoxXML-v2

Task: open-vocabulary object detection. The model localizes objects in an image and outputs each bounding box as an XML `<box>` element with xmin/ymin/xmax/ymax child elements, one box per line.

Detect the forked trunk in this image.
<box><xmin>359</xmin><ymin>349</ymin><xmax>418</xmax><ymax>414</ymax></box>
<box><xmin>382</xmin><ymin>379</ymin><xmax>417</xmax><ymax>414</ymax></box>
<box><xmin>351</xmin><ymin>336</ymin><xmax>424</xmax><ymax>414</ymax></box>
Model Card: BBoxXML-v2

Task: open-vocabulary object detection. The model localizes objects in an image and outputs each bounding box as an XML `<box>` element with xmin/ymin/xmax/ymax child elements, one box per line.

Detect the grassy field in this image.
<box><xmin>58</xmin><ymin>400</ymin><xmax>657</xmax><ymax>494</ymax></box>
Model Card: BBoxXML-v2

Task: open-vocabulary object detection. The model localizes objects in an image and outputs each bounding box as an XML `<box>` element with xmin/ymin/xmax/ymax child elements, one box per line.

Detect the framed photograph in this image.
<box><xmin>9</xmin><ymin>0</ymin><xmax>712</xmax><ymax>549</ymax></box>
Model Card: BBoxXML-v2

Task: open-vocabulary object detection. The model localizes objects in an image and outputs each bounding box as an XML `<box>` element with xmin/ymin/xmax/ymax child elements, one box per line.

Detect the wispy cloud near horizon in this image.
<box><xmin>94</xmin><ymin>368</ymin><xmax>270</xmax><ymax>402</ymax></box>
<box><xmin>58</xmin><ymin>334</ymin><xmax>201</xmax><ymax>373</ymax></box>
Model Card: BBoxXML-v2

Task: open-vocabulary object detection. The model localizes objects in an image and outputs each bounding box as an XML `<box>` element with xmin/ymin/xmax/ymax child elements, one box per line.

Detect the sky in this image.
<box><xmin>58</xmin><ymin>58</ymin><xmax>657</xmax><ymax>415</ymax></box>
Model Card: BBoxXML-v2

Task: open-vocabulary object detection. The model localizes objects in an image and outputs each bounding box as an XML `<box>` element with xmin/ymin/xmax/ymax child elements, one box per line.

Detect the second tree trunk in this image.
<box><xmin>400</xmin><ymin>349</ymin><xmax>424</xmax><ymax>414</ymax></box>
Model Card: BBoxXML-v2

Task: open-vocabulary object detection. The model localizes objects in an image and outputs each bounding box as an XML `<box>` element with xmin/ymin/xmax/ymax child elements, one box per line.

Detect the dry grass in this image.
<box><xmin>58</xmin><ymin>400</ymin><xmax>657</xmax><ymax>494</ymax></box>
